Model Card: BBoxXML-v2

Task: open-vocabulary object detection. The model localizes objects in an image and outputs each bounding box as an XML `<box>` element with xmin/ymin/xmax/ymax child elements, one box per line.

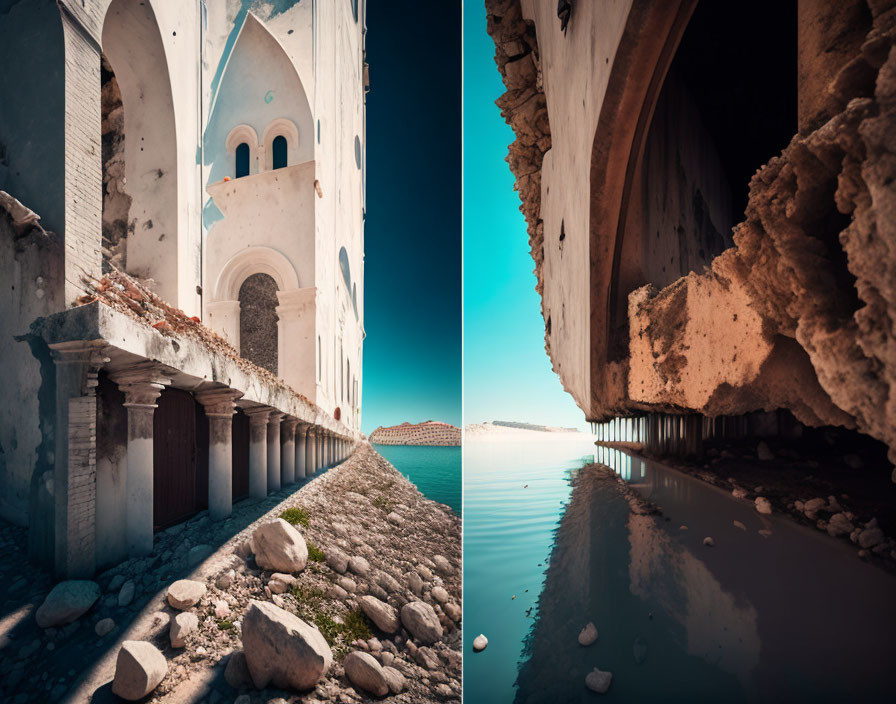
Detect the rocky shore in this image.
<box><xmin>0</xmin><ymin>444</ymin><xmax>461</xmax><ymax>703</ymax></box>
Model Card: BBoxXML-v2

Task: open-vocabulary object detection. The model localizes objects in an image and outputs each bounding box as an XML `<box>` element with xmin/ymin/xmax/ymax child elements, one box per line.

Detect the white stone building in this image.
<box><xmin>0</xmin><ymin>0</ymin><xmax>366</xmax><ymax>578</ymax></box>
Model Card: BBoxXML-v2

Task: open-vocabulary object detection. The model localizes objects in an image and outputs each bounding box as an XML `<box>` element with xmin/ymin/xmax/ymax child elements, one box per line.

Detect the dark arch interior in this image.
<box><xmin>239</xmin><ymin>272</ymin><xmax>279</xmax><ymax>374</ymax></box>
<box><xmin>670</xmin><ymin>0</ymin><xmax>798</xmax><ymax>217</ymax></box>
<box><xmin>235</xmin><ymin>142</ymin><xmax>250</xmax><ymax>178</ymax></box>
<box><xmin>272</xmin><ymin>135</ymin><xmax>288</xmax><ymax>169</ymax></box>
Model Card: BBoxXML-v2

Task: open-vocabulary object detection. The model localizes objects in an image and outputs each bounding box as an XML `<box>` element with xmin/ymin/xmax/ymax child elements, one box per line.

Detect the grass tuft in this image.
<box><xmin>217</xmin><ymin>619</ymin><xmax>234</xmax><ymax>630</ymax></box>
<box><xmin>307</xmin><ymin>543</ymin><xmax>326</xmax><ymax>562</ymax></box>
<box><xmin>280</xmin><ymin>507</ymin><xmax>310</xmax><ymax>528</ymax></box>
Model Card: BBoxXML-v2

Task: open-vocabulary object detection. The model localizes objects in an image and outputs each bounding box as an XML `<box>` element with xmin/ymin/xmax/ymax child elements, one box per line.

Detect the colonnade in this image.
<box><xmin>108</xmin><ymin>367</ymin><xmax>356</xmax><ymax>559</ymax></box>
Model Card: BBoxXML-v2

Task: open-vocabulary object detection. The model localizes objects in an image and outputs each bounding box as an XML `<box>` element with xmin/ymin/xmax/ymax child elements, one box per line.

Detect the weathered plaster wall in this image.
<box><xmin>486</xmin><ymin>0</ymin><xmax>634</xmax><ymax>413</ymax></box>
<box><xmin>202</xmin><ymin>1</ymin><xmax>365</xmax><ymax>430</ymax></box>
<box><xmin>0</xmin><ymin>205</ymin><xmax>63</xmax><ymax>527</ymax></box>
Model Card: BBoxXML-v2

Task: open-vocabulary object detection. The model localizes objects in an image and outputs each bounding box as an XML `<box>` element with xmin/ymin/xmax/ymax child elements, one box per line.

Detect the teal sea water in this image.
<box><xmin>464</xmin><ymin>439</ymin><xmax>896</xmax><ymax>703</ymax></box>
<box><xmin>373</xmin><ymin>444</ymin><xmax>461</xmax><ymax>515</ymax></box>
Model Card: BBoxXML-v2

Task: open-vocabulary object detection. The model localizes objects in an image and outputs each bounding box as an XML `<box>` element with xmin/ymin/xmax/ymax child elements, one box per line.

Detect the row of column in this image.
<box><xmin>112</xmin><ymin>372</ymin><xmax>356</xmax><ymax>559</ymax></box>
<box><xmin>592</xmin><ymin>413</ymin><xmax>755</xmax><ymax>459</ymax></box>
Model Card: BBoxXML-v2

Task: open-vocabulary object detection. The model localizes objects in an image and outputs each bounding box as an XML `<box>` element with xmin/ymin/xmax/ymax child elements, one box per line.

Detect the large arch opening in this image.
<box><xmin>101</xmin><ymin>0</ymin><xmax>178</xmax><ymax>300</ymax></box>
<box><xmin>604</xmin><ymin>0</ymin><xmax>799</xmax><ymax>362</ymax></box>
<box><xmin>238</xmin><ymin>273</ymin><xmax>279</xmax><ymax>374</ymax></box>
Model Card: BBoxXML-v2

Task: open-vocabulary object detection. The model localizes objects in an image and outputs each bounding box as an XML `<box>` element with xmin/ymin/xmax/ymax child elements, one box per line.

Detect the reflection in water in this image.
<box><xmin>513</xmin><ymin>446</ymin><xmax>896</xmax><ymax>703</ymax></box>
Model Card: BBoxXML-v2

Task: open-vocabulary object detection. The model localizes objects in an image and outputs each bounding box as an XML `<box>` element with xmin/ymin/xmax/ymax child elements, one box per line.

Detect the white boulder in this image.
<box><xmin>170</xmin><ymin>612</ymin><xmax>198</xmax><ymax>648</ymax></box>
<box><xmin>166</xmin><ymin>580</ymin><xmax>207</xmax><ymax>610</ymax></box>
<box><xmin>472</xmin><ymin>634</ymin><xmax>488</xmax><ymax>652</ymax></box>
<box><xmin>343</xmin><ymin>651</ymin><xmax>389</xmax><ymax>697</ymax></box>
<box><xmin>35</xmin><ymin>581</ymin><xmax>100</xmax><ymax>628</ymax></box>
<box><xmin>251</xmin><ymin>519</ymin><xmax>308</xmax><ymax>573</ymax></box>
<box><xmin>111</xmin><ymin>641</ymin><xmax>167</xmax><ymax>701</ymax></box>
<box><xmin>241</xmin><ymin>600</ymin><xmax>332</xmax><ymax>690</ymax></box>
<box><xmin>400</xmin><ymin>601</ymin><xmax>443</xmax><ymax>644</ymax></box>
<box><xmin>359</xmin><ymin>595</ymin><xmax>400</xmax><ymax>633</ymax></box>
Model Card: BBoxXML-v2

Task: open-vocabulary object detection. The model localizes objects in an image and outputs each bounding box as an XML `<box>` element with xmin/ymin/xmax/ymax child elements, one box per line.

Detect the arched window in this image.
<box><xmin>235</xmin><ymin>142</ymin><xmax>250</xmax><ymax>178</ymax></box>
<box><xmin>272</xmin><ymin>135</ymin><xmax>288</xmax><ymax>169</ymax></box>
<box><xmin>238</xmin><ymin>273</ymin><xmax>279</xmax><ymax>374</ymax></box>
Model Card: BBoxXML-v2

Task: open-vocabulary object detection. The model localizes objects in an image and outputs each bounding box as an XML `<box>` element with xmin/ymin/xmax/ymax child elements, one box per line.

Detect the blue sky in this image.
<box><xmin>362</xmin><ymin>2</ymin><xmax>462</xmax><ymax>435</ymax></box>
<box><xmin>463</xmin><ymin>3</ymin><xmax>587</xmax><ymax>430</ymax></box>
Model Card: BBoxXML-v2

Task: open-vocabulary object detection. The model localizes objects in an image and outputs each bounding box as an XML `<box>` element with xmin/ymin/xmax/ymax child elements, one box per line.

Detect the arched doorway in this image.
<box><xmin>238</xmin><ymin>272</ymin><xmax>279</xmax><ymax>374</ymax></box>
<box><xmin>101</xmin><ymin>0</ymin><xmax>179</xmax><ymax>302</ymax></box>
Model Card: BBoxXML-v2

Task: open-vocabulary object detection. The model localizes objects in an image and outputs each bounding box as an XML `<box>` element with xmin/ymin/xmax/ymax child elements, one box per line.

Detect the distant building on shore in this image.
<box><xmin>370</xmin><ymin>421</ymin><xmax>461</xmax><ymax>446</ymax></box>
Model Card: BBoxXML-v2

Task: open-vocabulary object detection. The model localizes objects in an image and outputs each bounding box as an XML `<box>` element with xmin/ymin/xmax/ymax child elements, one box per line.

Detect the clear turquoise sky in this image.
<box><xmin>463</xmin><ymin>3</ymin><xmax>587</xmax><ymax>430</ymax></box>
<box><xmin>362</xmin><ymin>2</ymin><xmax>462</xmax><ymax>436</ymax></box>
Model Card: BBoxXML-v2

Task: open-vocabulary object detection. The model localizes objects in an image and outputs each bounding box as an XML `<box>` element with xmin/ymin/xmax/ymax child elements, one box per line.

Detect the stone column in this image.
<box><xmin>110</xmin><ymin>364</ymin><xmax>171</xmax><ymax>560</ymax></box>
<box><xmin>316</xmin><ymin>432</ymin><xmax>325</xmax><ymax>472</ymax></box>
<box><xmin>51</xmin><ymin>343</ymin><xmax>109</xmax><ymax>578</ymax></box>
<box><xmin>295</xmin><ymin>424</ymin><xmax>308</xmax><ymax>479</ymax></box>
<box><xmin>244</xmin><ymin>407</ymin><xmax>271</xmax><ymax>499</ymax></box>
<box><xmin>306</xmin><ymin>428</ymin><xmax>317</xmax><ymax>475</ymax></box>
<box><xmin>196</xmin><ymin>389</ymin><xmax>239</xmax><ymax>521</ymax></box>
<box><xmin>281</xmin><ymin>418</ymin><xmax>297</xmax><ymax>486</ymax></box>
<box><xmin>267</xmin><ymin>412</ymin><xmax>284</xmax><ymax>493</ymax></box>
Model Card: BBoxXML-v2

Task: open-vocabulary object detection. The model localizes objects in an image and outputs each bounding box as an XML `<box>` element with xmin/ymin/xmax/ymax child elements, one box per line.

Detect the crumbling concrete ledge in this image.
<box><xmin>31</xmin><ymin>300</ymin><xmax>350</xmax><ymax>436</ymax></box>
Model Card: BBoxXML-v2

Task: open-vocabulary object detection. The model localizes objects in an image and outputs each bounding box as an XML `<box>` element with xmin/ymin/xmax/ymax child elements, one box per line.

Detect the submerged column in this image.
<box><xmin>196</xmin><ymin>388</ymin><xmax>239</xmax><ymax>521</ymax></box>
<box><xmin>245</xmin><ymin>407</ymin><xmax>271</xmax><ymax>499</ymax></box>
<box><xmin>111</xmin><ymin>364</ymin><xmax>170</xmax><ymax>560</ymax></box>
<box><xmin>267</xmin><ymin>412</ymin><xmax>284</xmax><ymax>493</ymax></box>
<box><xmin>281</xmin><ymin>418</ymin><xmax>297</xmax><ymax>486</ymax></box>
<box><xmin>295</xmin><ymin>424</ymin><xmax>308</xmax><ymax>479</ymax></box>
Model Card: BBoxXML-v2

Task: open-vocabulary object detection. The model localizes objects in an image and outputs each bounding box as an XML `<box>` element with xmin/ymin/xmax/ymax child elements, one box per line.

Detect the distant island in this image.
<box><xmin>370</xmin><ymin>421</ymin><xmax>461</xmax><ymax>446</ymax></box>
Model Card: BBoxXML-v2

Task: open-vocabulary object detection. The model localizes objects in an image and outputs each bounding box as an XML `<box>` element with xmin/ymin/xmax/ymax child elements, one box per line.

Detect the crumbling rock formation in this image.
<box><xmin>488</xmin><ymin>0</ymin><xmax>896</xmax><ymax>462</ymax></box>
<box><xmin>485</xmin><ymin>0</ymin><xmax>552</xmax><ymax>355</ymax></box>
<box><xmin>101</xmin><ymin>55</ymin><xmax>131</xmax><ymax>273</ymax></box>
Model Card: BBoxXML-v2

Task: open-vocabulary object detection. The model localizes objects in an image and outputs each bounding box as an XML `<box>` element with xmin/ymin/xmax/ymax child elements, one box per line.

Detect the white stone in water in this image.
<box><xmin>733</xmin><ymin>520</ymin><xmax>747</xmax><ymax>531</ymax></box>
<box><xmin>585</xmin><ymin>667</ymin><xmax>613</xmax><ymax>694</ymax></box>
<box><xmin>578</xmin><ymin>622</ymin><xmax>598</xmax><ymax>646</ymax></box>
<box><xmin>703</xmin><ymin>537</ymin><xmax>715</xmax><ymax>547</ymax></box>
<box><xmin>755</xmin><ymin>497</ymin><xmax>772</xmax><ymax>515</ymax></box>
<box><xmin>166</xmin><ymin>580</ymin><xmax>207</xmax><ymax>610</ymax></box>
<box><xmin>111</xmin><ymin>641</ymin><xmax>167</xmax><ymax>701</ymax></box>
<box><xmin>472</xmin><ymin>634</ymin><xmax>488</xmax><ymax>652</ymax></box>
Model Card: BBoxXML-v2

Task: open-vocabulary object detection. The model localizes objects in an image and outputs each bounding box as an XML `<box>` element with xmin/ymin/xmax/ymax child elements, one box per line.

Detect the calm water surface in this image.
<box><xmin>373</xmin><ymin>444</ymin><xmax>461</xmax><ymax>515</ymax></box>
<box><xmin>464</xmin><ymin>439</ymin><xmax>896</xmax><ymax>703</ymax></box>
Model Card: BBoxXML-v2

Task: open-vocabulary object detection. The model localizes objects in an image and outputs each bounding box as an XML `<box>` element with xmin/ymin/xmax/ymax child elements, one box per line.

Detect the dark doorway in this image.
<box><xmin>153</xmin><ymin>388</ymin><xmax>200</xmax><ymax>530</ymax></box>
<box><xmin>232</xmin><ymin>409</ymin><xmax>250</xmax><ymax>501</ymax></box>
<box><xmin>239</xmin><ymin>272</ymin><xmax>279</xmax><ymax>374</ymax></box>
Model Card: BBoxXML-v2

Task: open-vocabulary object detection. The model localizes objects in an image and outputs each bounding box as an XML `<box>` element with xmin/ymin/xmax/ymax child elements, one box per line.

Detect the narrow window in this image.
<box><xmin>272</xmin><ymin>135</ymin><xmax>288</xmax><ymax>169</ymax></box>
<box><xmin>235</xmin><ymin>142</ymin><xmax>250</xmax><ymax>178</ymax></box>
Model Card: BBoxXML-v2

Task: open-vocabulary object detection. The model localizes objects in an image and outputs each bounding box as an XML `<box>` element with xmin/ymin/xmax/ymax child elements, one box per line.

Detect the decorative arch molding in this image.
<box><xmin>587</xmin><ymin>0</ymin><xmax>697</xmax><ymax>411</ymax></box>
<box><xmin>226</xmin><ymin>123</ymin><xmax>260</xmax><ymax>175</ymax></box>
<box><xmin>262</xmin><ymin>117</ymin><xmax>300</xmax><ymax>171</ymax></box>
<box><xmin>214</xmin><ymin>246</ymin><xmax>300</xmax><ymax>302</ymax></box>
